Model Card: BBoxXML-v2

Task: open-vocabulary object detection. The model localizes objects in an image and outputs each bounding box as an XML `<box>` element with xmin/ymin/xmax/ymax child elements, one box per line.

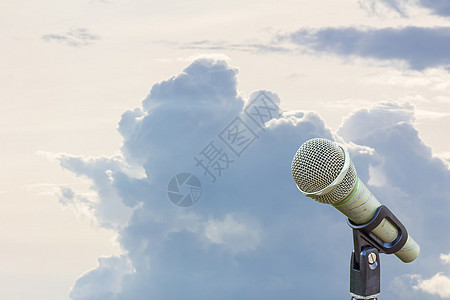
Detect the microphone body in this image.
<box><xmin>334</xmin><ymin>179</ymin><xmax>419</xmax><ymax>262</ymax></box>
<box><xmin>291</xmin><ymin>138</ymin><xmax>419</xmax><ymax>263</ymax></box>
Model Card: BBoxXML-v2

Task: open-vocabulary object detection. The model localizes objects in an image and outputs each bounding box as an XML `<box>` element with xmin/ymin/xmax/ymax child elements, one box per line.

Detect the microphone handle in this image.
<box><xmin>333</xmin><ymin>179</ymin><xmax>420</xmax><ymax>263</ymax></box>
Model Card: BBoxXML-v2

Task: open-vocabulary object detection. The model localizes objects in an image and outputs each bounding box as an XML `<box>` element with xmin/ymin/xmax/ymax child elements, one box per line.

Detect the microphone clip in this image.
<box><xmin>347</xmin><ymin>205</ymin><xmax>409</xmax><ymax>299</ymax></box>
<box><xmin>347</xmin><ymin>205</ymin><xmax>409</xmax><ymax>255</ymax></box>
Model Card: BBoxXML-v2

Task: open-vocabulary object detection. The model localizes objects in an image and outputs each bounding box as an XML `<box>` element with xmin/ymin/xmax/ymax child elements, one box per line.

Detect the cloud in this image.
<box><xmin>56</xmin><ymin>154</ymin><xmax>133</xmax><ymax>228</ymax></box>
<box><xmin>414</xmin><ymin>273</ymin><xmax>450</xmax><ymax>299</ymax></box>
<box><xmin>42</xmin><ymin>28</ymin><xmax>100</xmax><ymax>47</ymax></box>
<box><xmin>411</xmin><ymin>252</ymin><xmax>450</xmax><ymax>298</ymax></box>
<box><xmin>389</xmin><ymin>274</ymin><xmax>423</xmax><ymax>299</ymax></box>
<box><xmin>204</xmin><ymin>213</ymin><xmax>261</xmax><ymax>253</ymax></box>
<box><xmin>435</xmin><ymin>152</ymin><xmax>450</xmax><ymax>169</ymax></box>
<box><xmin>284</xmin><ymin>26</ymin><xmax>450</xmax><ymax>70</ymax></box>
<box><xmin>55</xmin><ymin>57</ymin><xmax>450</xmax><ymax>299</ymax></box>
<box><xmin>152</xmin><ymin>38</ymin><xmax>296</xmax><ymax>58</ymax></box>
<box><xmin>160</xmin><ymin>25</ymin><xmax>450</xmax><ymax>72</ymax></box>
<box><xmin>360</xmin><ymin>0</ymin><xmax>450</xmax><ymax>18</ymax></box>
<box><xmin>415</xmin><ymin>272</ymin><xmax>450</xmax><ymax>298</ymax></box>
<box><xmin>420</xmin><ymin>0</ymin><xmax>450</xmax><ymax>17</ymax></box>
<box><xmin>70</xmin><ymin>256</ymin><xmax>133</xmax><ymax>300</ymax></box>
<box><xmin>338</xmin><ymin>102</ymin><xmax>416</xmax><ymax>141</ymax></box>
<box><xmin>441</xmin><ymin>253</ymin><xmax>450</xmax><ymax>264</ymax></box>
<box><xmin>358</xmin><ymin>0</ymin><xmax>410</xmax><ymax>17</ymax></box>
<box><xmin>153</xmin><ymin>39</ymin><xmax>291</xmax><ymax>54</ymax></box>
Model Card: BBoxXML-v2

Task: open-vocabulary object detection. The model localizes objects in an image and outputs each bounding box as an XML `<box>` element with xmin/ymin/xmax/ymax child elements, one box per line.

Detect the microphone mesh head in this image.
<box><xmin>291</xmin><ymin>138</ymin><xmax>357</xmax><ymax>204</ymax></box>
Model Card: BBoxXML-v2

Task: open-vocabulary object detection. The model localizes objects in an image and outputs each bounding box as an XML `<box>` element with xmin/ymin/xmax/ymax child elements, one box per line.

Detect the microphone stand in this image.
<box><xmin>347</xmin><ymin>205</ymin><xmax>409</xmax><ymax>300</ymax></box>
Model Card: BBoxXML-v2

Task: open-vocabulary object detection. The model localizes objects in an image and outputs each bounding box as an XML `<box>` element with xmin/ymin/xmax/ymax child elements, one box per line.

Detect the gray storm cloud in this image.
<box><xmin>285</xmin><ymin>26</ymin><xmax>450</xmax><ymax>70</ymax></box>
<box><xmin>57</xmin><ymin>58</ymin><xmax>450</xmax><ymax>299</ymax></box>
<box><xmin>360</xmin><ymin>0</ymin><xmax>450</xmax><ymax>17</ymax></box>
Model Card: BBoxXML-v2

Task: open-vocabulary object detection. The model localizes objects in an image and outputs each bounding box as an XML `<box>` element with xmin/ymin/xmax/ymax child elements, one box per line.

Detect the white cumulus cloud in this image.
<box><xmin>441</xmin><ymin>253</ymin><xmax>450</xmax><ymax>264</ymax></box>
<box><xmin>415</xmin><ymin>272</ymin><xmax>450</xmax><ymax>298</ymax></box>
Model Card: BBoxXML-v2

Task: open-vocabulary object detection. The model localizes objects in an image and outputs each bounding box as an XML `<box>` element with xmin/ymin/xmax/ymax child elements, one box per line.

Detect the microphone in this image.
<box><xmin>291</xmin><ymin>138</ymin><xmax>420</xmax><ymax>263</ymax></box>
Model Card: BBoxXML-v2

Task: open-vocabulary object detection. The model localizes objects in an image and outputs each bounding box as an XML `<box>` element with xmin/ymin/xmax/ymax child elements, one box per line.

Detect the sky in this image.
<box><xmin>1</xmin><ymin>0</ymin><xmax>450</xmax><ymax>299</ymax></box>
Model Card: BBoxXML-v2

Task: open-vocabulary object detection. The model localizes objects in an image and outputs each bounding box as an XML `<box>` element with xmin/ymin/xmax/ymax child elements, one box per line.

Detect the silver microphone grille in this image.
<box><xmin>291</xmin><ymin>138</ymin><xmax>358</xmax><ymax>204</ymax></box>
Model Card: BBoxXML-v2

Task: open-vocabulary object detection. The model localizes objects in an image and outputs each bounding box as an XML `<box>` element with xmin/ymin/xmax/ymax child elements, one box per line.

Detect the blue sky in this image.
<box><xmin>1</xmin><ymin>0</ymin><xmax>450</xmax><ymax>299</ymax></box>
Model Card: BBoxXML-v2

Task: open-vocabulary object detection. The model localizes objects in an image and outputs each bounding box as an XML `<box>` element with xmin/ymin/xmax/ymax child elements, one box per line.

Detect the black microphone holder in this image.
<box><xmin>347</xmin><ymin>205</ymin><xmax>409</xmax><ymax>300</ymax></box>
